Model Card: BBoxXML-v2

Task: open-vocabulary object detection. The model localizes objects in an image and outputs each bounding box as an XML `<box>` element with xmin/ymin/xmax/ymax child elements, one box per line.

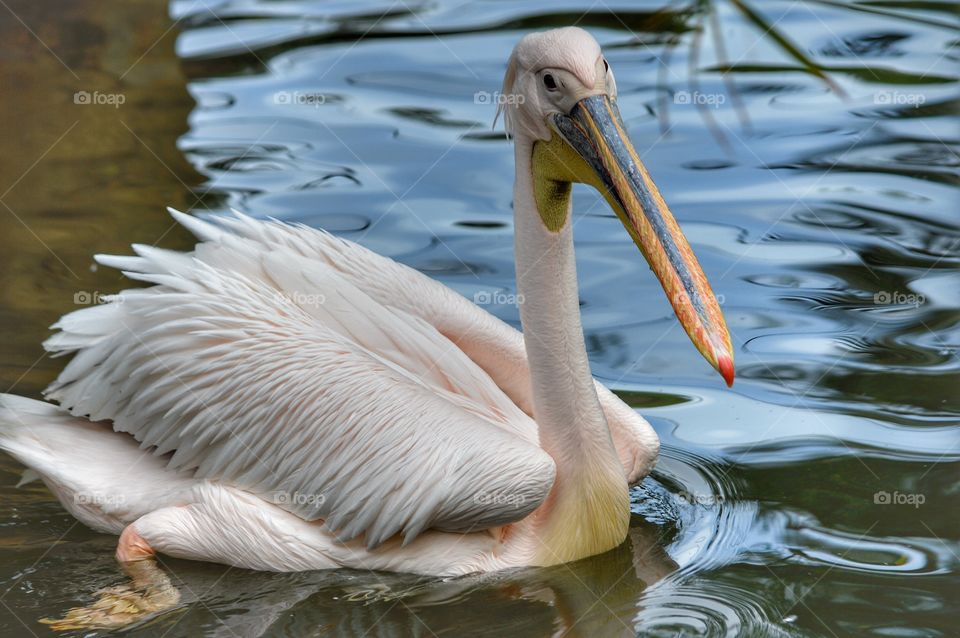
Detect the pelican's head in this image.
<box><xmin>500</xmin><ymin>27</ymin><xmax>735</xmax><ymax>386</ymax></box>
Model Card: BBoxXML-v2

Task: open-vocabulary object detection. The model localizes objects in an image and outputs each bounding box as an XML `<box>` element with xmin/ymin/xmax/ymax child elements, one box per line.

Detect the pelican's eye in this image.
<box><xmin>603</xmin><ymin>59</ymin><xmax>609</xmax><ymax>73</ymax></box>
<box><xmin>543</xmin><ymin>73</ymin><xmax>558</xmax><ymax>91</ymax></box>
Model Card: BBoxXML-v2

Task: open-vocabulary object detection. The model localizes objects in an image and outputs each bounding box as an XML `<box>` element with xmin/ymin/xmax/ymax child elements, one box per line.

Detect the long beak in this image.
<box><xmin>551</xmin><ymin>94</ymin><xmax>735</xmax><ymax>386</ymax></box>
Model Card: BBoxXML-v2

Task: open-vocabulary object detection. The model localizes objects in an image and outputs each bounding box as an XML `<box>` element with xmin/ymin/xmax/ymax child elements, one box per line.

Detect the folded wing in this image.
<box><xmin>163</xmin><ymin>209</ymin><xmax>659</xmax><ymax>482</ymax></box>
<box><xmin>44</xmin><ymin>217</ymin><xmax>555</xmax><ymax>548</ymax></box>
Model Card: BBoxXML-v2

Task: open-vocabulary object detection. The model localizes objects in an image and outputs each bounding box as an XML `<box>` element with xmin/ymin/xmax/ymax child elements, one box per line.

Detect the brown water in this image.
<box><xmin>0</xmin><ymin>0</ymin><xmax>957</xmax><ymax>636</ymax></box>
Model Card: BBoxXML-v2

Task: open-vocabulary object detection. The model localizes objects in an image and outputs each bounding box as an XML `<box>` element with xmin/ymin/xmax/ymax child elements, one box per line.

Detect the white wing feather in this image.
<box><xmin>158</xmin><ymin>209</ymin><xmax>659</xmax><ymax>480</ymax></box>
<box><xmin>44</xmin><ymin>217</ymin><xmax>556</xmax><ymax>548</ymax></box>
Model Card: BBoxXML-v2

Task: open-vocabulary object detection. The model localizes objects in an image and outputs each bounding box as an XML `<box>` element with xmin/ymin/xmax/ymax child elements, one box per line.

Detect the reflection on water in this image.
<box><xmin>0</xmin><ymin>0</ymin><xmax>957</xmax><ymax>636</ymax></box>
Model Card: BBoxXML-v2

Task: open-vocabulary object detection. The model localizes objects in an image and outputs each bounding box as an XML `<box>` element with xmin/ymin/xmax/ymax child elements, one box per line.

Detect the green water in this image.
<box><xmin>0</xmin><ymin>0</ymin><xmax>957</xmax><ymax>636</ymax></box>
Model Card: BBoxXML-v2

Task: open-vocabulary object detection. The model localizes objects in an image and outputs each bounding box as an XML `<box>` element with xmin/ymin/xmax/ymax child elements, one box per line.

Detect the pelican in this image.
<box><xmin>0</xmin><ymin>27</ymin><xmax>732</xmax><ymax>576</ymax></box>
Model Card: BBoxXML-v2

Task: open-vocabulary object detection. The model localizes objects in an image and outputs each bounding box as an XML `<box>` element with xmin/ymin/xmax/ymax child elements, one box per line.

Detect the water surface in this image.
<box><xmin>0</xmin><ymin>0</ymin><xmax>957</xmax><ymax>636</ymax></box>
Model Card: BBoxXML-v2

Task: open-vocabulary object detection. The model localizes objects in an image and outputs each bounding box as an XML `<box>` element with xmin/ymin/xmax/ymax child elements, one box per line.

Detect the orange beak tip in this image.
<box><xmin>718</xmin><ymin>355</ymin><xmax>735</xmax><ymax>388</ymax></box>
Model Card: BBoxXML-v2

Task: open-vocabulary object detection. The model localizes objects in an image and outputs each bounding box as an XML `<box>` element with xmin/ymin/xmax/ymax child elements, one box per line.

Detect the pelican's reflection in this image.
<box><xmin>42</xmin><ymin>520</ymin><xmax>675</xmax><ymax>636</ymax></box>
<box><xmin>40</xmin><ymin>559</ymin><xmax>181</xmax><ymax>631</ymax></box>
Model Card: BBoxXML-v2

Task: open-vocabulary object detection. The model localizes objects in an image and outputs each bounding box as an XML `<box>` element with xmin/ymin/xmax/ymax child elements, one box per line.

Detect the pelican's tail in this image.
<box><xmin>0</xmin><ymin>394</ymin><xmax>193</xmax><ymax>534</ymax></box>
<box><xmin>0</xmin><ymin>394</ymin><xmax>84</xmax><ymax>481</ymax></box>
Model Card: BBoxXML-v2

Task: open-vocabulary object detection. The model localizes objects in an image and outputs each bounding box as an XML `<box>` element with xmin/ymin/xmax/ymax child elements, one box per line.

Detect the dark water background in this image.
<box><xmin>0</xmin><ymin>0</ymin><xmax>957</xmax><ymax>636</ymax></box>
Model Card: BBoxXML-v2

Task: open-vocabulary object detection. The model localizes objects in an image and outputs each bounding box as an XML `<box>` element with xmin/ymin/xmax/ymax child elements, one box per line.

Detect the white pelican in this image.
<box><xmin>0</xmin><ymin>27</ymin><xmax>732</xmax><ymax>576</ymax></box>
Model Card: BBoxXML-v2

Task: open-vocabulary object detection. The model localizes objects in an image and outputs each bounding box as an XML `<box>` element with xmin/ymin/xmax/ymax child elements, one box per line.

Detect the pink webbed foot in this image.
<box><xmin>116</xmin><ymin>523</ymin><xmax>155</xmax><ymax>563</ymax></box>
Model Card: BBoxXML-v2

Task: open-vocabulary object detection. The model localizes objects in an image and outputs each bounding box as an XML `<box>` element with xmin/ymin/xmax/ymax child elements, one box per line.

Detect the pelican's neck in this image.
<box><xmin>512</xmin><ymin>136</ymin><xmax>629</xmax><ymax>564</ymax></box>
<box><xmin>513</xmin><ymin>138</ymin><xmax>610</xmax><ymax>459</ymax></box>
